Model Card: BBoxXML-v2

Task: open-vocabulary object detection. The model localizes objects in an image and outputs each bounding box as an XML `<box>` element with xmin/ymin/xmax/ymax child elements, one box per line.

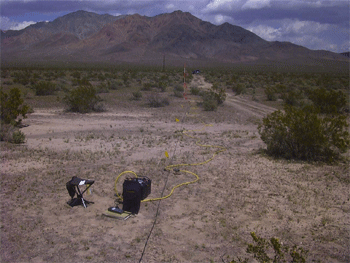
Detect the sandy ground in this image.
<box><xmin>1</xmin><ymin>75</ymin><xmax>349</xmax><ymax>262</ymax></box>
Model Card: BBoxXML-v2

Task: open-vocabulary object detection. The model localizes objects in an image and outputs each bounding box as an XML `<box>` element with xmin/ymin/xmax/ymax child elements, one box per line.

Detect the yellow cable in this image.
<box><xmin>114</xmin><ymin>124</ymin><xmax>227</xmax><ymax>203</ymax></box>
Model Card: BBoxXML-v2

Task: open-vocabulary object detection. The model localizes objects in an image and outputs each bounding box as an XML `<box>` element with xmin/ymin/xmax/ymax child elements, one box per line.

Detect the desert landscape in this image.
<box><xmin>1</xmin><ymin>66</ymin><xmax>349</xmax><ymax>262</ymax></box>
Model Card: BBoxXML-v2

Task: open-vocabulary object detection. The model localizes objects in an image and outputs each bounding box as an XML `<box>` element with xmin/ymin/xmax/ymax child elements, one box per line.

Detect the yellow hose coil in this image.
<box><xmin>114</xmin><ymin>123</ymin><xmax>226</xmax><ymax>203</ymax></box>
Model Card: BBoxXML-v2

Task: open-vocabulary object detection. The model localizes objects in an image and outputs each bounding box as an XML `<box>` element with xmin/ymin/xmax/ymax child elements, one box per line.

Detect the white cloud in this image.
<box><xmin>242</xmin><ymin>0</ymin><xmax>271</xmax><ymax>10</ymax></box>
<box><xmin>10</xmin><ymin>21</ymin><xmax>36</xmax><ymax>30</ymax></box>
<box><xmin>0</xmin><ymin>16</ymin><xmax>36</xmax><ymax>30</ymax></box>
<box><xmin>248</xmin><ymin>24</ymin><xmax>281</xmax><ymax>40</ymax></box>
<box><xmin>283</xmin><ymin>20</ymin><xmax>330</xmax><ymax>35</ymax></box>
<box><xmin>247</xmin><ymin>19</ymin><xmax>343</xmax><ymax>51</ymax></box>
<box><xmin>166</xmin><ymin>3</ymin><xmax>175</xmax><ymax>10</ymax></box>
<box><xmin>215</xmin><ymin>14</ymin><xmax>225</xmax><ymax>24</ymax></box>
<box><xmin>340</xmin><ymin>40</ymin><xmax>350</xmax><ymax>52</ymax></box>
<box><xmin>204</xmin><ymin>0</ymin><xmax>241</xmax><ymax>11</ymax></box>
<box><xmin>248</xmin><ymin>19</ymin><xmax>331</xmax><ymax>40</ymax></box>
<box><xmin>282</xmin><ymin>0</ymin><xmax>347</xmax><ymax>8</ymax></box>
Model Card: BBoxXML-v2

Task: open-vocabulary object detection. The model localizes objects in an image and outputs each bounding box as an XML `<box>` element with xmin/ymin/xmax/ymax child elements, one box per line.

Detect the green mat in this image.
<box><xmin>102</xmin><ymin>210</ymin><xmax>132</xmax><ymax>220</ymax></box>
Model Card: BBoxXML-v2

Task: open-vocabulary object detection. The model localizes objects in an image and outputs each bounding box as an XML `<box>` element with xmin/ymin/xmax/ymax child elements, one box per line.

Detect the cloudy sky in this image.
<box><xmin>0</xmin><ymin>0</ymin><xmax>349</xmax><ymax>53</ymax></box>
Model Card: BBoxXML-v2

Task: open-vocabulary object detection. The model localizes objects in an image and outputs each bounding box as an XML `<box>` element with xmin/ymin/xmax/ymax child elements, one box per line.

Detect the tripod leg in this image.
<box><xmin>82</xmin><ymin>198</ymin><xmax>86</xmax><ymax>208</ymax></box>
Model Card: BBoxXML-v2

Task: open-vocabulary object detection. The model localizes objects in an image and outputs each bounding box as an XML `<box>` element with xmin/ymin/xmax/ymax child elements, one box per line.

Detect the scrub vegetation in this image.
<box><xmin>1</xmin><ymin>64</ymin><xmax>349</xmax><ymax>262</ymax></box>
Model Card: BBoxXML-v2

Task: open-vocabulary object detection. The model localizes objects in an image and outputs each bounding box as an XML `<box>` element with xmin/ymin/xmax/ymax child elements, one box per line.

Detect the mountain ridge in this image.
<box><xmin>1</xmin><ymin>10</ymin><xmax>348</xmax><ymax>66</ymax></box>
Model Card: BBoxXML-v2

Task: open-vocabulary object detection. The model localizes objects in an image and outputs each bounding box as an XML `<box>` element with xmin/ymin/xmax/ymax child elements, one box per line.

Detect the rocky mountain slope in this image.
<box><xmin>1</xmin><ymin>10</ymin><xmax>348</xmax><ymax>66</ymax></box>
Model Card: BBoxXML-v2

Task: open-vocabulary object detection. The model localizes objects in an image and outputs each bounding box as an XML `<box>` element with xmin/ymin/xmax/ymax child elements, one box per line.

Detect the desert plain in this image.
<box><xmin>1</xmin><ymin>68</ymin><xmax>349</xmax><ymax>263</ymax></box>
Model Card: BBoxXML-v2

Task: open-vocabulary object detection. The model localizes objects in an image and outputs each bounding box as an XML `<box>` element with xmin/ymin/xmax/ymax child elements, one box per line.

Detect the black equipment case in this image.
<box><xmin>122</xmin><ymin>177</ymin><xmax>151</xmax><ymax>214</ymax></box>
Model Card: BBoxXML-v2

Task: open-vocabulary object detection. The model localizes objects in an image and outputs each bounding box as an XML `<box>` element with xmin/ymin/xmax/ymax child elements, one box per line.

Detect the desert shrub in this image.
<box><xmin>13</xmin><ymin>71</ymin><xmax>31</xmax><ymax>85</ymax></box>
<box><xmin>96</xmin><ymin>82</ymin><xmax>109</xmax><ymax>93</ymax></box>
<box><xmin>307</xmin><ymin>87</ymin><xmax>347</xmax><ymax>115</ymax></box>
<box><xmin>12</xmin><ymin>130</ymin><xmax>26</xmax><ymax>144</ymax></box>
<box><xmin>200</xmin><ymin>85</ymin><xmax>227</xmax><ymax>111</ymax></box>
<box><xmin>0</xmin><ymin>124</ymin><xmax>25</xmax><ymax>143</ymax></box>
<box><xmin>63</xmin><ymin>85</ymin><xmax>103</xmax><ymax>113</ymax></box>
<box><xmin>97</xmin><ymin>73</ymin><xmax>106</xmax><ymax>81</ymax></box>
<box><xmin>122</xmin><ymin>71</ymin><xmax>129</xmax><ymax>84</ymax></box>
<box><xmin>173</xmin><ymin>84</ymin><xmax>185</xmax><ymax>98</ymax></box>
<box><xmin>274</xmin><ymin>83</ymin><xmax>287</xmax><ymax>93</ymax></box>
<box><xmin>190</xmin><ymin>86</ymin><xmax>200</xmax><ymax>95</ymax></box>
<box><xmin>108</xmin><ymin>80</ymin><xmax>120</xmax><ymax>90</ymax></box>
<box><xmin>202</xmin><ymin>96</ymin><xmax>217</xmax><ymax>111</ymax></box>
<box><xmin>281</xmin><ymin>89</ymin><xmax>304</xmax><ymax>106</ymax></box>
<box><xmin>70</xmin><ymin>71</ymin><xmax>81</xmax><ymax>79</ymax></box>
<box><xmin>33</xmin><ymin>81</ymin><xmax>57</xmax><ymax>96</ymax></box>
<box><xmin>258</xmin><ymin>105</ymin><xmax>350</xmax><ymax>162</ymax></box>
<box><xmin>0</xmin><ymin>124</ymin><xmax>14</xmax><ymax>142</ymax></box>
<box><xmin>132</xmin><ymin>90</ymin><xmax>142</xmax><ymax>100</ymax></box>
<box><xmin>229</xmin><ymin>232</ymin><xmax>308</xmax><ymax>263</ymax></box>
<box><xmin>265</xmin><ymin>86</ymin><xmax>278</xmax><ymax>101</ymax></box>
<box><xmin>232</xmin><ymin>83</ymin><xmax>246</xmax><ymax>95</ymax></box>
<box><xmin>211</xmin><ymin>86</ymin><xmax>227</xmax><ymax>105</ymax></box>
<box><xmin>141</xmin><ymin>82</ymin><xmax>152</xmax><ymax>91</ymax></box>
<box><xmin>158</xmin><ymin>81</ymin><xmax>167</xmax><ymax>92</ymax></box>
<box><xmin>1</xmin><ymin>87</ymin><xmax>30</xmax><ymax>125</ymax></box>
<box><xmin>72</xmin><ymin>77</ymin><xmax>91</xmax><ymax>87</ymax></box>
<box><xmin>147</xmin><ymin>94</ymin><xmax>169</xmax><ymax>107</ymax></box>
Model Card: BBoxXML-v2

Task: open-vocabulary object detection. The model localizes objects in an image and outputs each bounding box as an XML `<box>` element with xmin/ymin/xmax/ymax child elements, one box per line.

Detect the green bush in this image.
<box><xmin>96</xmin><ymin>83</ymin><xmax>109</xmax><ymax>93</ymax></box>
<box><xmin>12</xmin><ymin>130</ymin><xmax>26</xmax><ymax>144</ymax></box>
<box><xmin>230</xmin><ymin>232</ymin><xmax>308</xmax><ymax>263</ymax></box>
<box><xmin>0</xmin><ymin>124</ymin><xmax>26</xmax><ymax>144</ymax></box>
<box><xmin>141</xmin><ymin>82</ymin><xmax>152</xmax><ymax>91</ymax></box>
<box><xmin>307</xmin><ymin>87</ymin><xmax>347</xmax><ymax>115</ymax></box>
<box><xmin>132</xmin><ymin>90</ymin><xmax>142</xmax><ymax>100</ymax></box>
<box><xmin>211</xmin><ymin>86</ymin><xmax>227</xmax><ymax>105</ymax></box>
<box><xmin>13</xmin><ymin>71</ymin><xmax>31</xmax><ymax>85</ymax></box>
<box><xmin>281</xmin><ymin>89</ymin><xmax>303</xmax><ymax>106</ymax></box>
<box><xmin>200</xmin><ymin>85</ymin><xmax>227</xmax><ymax>111</ymax></box>
<box><xmin>258</xmin><ymin>105</ymin><xmax>350</xmax><ymax>162</ymax></box>
<box><xmin>108</xmin><ymin>80</ymin><xmax>120</xmax><ymax>90</ymax></box>
<box><xmin>173</xmin><ymin>85</ymin><xmax>185</xmax><ymax>98</ymax></box>
<box><xmin>71</xmin><ymin>71</ymin><xmax>81</xmax><ymax>79</ymax></box>
<box><xmin>265</xmin><ymin>86</ymin><xmax>278</xmax><ymax>101</ymax></box>
<box><xmin>190</xmin><ymin>86</ymin><xmax>200</xmax><ymax>95</ymax></box>
<box><xmin>147</xmin><ymin>94</ymin><xmax>169</xmax><ymax>107</ymax></box>
<box><xmin>157</xmin><ymin>81</ymin><xmax>167</xmax><ymax>92</ymax></box>
<box><xmin>232</xmin><ymin>83</ymin><xmax>246</xmax><ymax>95</ymax></box>
<box><xmin>202</xmin><ymin>96</ymin><xmax>217</xmax><ymax>111</ymax></box>
<box><xmin>63</xmin><ymin>85</ymin><xmax>103</xmax><ymax>113</ymax></box>
<box><xmin>72</xmin><ymin>77</ymin><xmax>91</xmax><ymax>87</ymax></box>
<box><xmin>33</xmin><ymin>81</ymin><xmax>57</xmax><ymax>96</ymax></box>
<box><xmin>1</xmin><ymin>87</ymin><xmax>30</xmax><ymax>125</ymax></box>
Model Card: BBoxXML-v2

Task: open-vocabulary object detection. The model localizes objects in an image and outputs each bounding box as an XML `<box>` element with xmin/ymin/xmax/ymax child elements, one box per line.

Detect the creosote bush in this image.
<box><xmin>173</xmin><ymin>84</ymin><xmax>185</xmax><ymax>98</ymax></box>
<box><xmin>1</xmin><ymin>87</ymin><xmax>30</xmax><ymax>125</ymax></box>
<box><xmin>63</xmin><ymin>85</ymin><xmax>104</xmax><ymax>113</ymax></box>
<box><xmin>12</xmin><ymin>130</ymin><xmax>26</xmax><ymax>144</ymax></box>
<box><xmin>33</xmin><ymin>81</ymin><xmax>57</xmax><ymax>96</ymax></box>
<box><xmin>229</xmin><ymin>232</ymin><xmax>308</xmax><ymax>263</ymax></box>
<box><xmin>0</xmin><ymin>88</ymin><xmax>29</xmax><ymax>143</ymax></box>
<box><xmin>132</xmin><ymin>90</ymin><xmax>142</xmax><ymax>100</ymax></box>
<box><xmin>0</xmin><ymin>124</ymin><xmax>25</xmax><ymax>143</ymax></box>
<box><xmin>307</xmin><ymin>87</ymin><xmax>347</xmax><ymax>115</ymax></box>
<box><xmin>232</xmin><ymin>83</ymin><xmax>246</xmax><ymax>95</ymax></box>
<box><xmin>201</xmin><ymin>85</ymin><xmax>226</xmax><ymax>111</ymax></box>
<box><xmin>147</xmin><ymin>94</ymin><xmax>169</xmax><ymax>107</ymax></box>
<box><xmin>258</xmin><ymin>105</ymin><xmax>349</xmax><ymax>162</ymax></box>
<box><xmin>190</xmin><ymin>86</ymin><xmax>200</xmax><ymax>95</ymax></box>
<box><xmin>265</xmin><ymin>86</ymin><xmax>278</xmax><ymax>101</ymax></box>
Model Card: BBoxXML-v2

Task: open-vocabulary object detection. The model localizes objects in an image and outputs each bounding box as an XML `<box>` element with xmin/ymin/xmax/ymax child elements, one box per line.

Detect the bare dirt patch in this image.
<box><xmin>1</xmin><ymin>75</ymin><xmax>349</xmax><ymax>263</ymax></box>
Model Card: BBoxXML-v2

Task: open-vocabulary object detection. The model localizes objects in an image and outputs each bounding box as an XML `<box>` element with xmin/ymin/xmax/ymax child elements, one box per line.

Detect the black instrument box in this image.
<box><xmin>122</xmin><ymin>177</ymin><xmax>151</xmax><ymax>214</ymax></box>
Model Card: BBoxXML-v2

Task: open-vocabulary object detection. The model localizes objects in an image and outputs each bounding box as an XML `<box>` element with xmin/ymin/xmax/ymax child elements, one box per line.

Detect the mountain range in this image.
<box><xmin>1</xmin><ymin>10</ymin><xmax>348</xmax><ymax>67</ymax></box>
